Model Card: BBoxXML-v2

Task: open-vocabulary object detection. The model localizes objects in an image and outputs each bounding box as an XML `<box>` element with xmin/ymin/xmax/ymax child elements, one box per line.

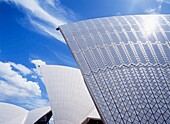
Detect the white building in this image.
<box><xmin>40</xmin><ymin>65</ymin><xmax>101</xmax><ymax>124</ymax></box>
<box><xmin>59</xmin><ymin>15</ymin><xmax>170</xmax><ymax>124</ymax></box>
<box><xmin>0</xmin><ymin>102</ymin><xmax>52</xmax><ymax>124</ymax></box>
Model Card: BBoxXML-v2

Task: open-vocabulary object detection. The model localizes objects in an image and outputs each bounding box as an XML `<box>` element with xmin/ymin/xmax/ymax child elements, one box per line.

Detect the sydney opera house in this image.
<box><xmin>56</xmin><ymin>15</ymin><xmax>170</xmax><ymax>124</ymax></box>
<box><xmin>2</xmin><ymin>14</ymin><xmax>169</xmax><ymax>124</ymax></box>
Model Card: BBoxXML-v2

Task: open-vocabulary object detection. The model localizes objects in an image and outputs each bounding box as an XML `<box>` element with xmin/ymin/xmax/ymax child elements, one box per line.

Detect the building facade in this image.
<box><xmin>59</xmin><ymin>15</ymin><xmax>170</xmax><ymax>124</ymax></box>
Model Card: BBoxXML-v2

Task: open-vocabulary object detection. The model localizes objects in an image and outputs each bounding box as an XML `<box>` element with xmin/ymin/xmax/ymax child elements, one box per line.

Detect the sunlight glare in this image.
<box><xmin>142</xmin><ymin>16</ymin><xmax>159</xmax><ymax>35</ymax></box>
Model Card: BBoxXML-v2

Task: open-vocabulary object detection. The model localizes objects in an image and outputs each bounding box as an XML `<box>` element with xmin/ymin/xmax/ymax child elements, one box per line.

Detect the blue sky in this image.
<box><xmin>0</xmin><ymin>0</ymin><xmax>170</xmax><ymax>122</ymax></box>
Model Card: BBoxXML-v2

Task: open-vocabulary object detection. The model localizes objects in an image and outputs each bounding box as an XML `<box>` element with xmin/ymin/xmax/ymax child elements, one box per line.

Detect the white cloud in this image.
<box><xmin>145</xmin><ymin>0</ymin><xmax>170</xmax><ymax>14</ymax></box>
<box><xmin>0</xmin><ymin>61</ymin><xmax>41</xmax><ymax>98</ymax></box>
<box><xmin>31</xmin><ymin>59</ymin><xmax>46</xmax><ymax>67</ymax></box>
<box><xmin>0</xmin><ymin>80</ymin><xmax>31</xmax><ymax>97</ymax></box>
<box><xmin>3</xmin><ymin>0</ymin><xmax>76</xmax><ymax>43</ymax></box>
<box><xmin>145</xmin><ymin>8</ymin><xmax>160</xmax><ymax>14</ymax></box>
<box><xmin>20</xmin><ymin>97</ymin><xmax>49</xmax><ymax>110</ymax></box>
<box><xmin>9</xmin><ymin>62</ymin><xmax>32</xmax><ymax>75</ymax></box>
<box><xmin>31</xmin><ymin>59</ymin><xmax>46</xmax><ymax>79</ymax></box>
<box><xmin>0</xmin><ymin>61</ymin><xmax>49</xmax><ymax>110</ymax></box>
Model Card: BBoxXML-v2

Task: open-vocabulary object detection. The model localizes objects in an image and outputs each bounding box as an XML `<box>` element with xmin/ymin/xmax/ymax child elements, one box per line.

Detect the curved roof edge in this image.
<box><xmin>0</xmin><ymin>102</ymin><xmax>51</xmax><ymax>124</ymax></box>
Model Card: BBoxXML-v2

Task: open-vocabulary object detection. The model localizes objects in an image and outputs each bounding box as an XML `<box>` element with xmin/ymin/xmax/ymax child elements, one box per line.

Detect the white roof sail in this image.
<box><xmin>40</xmin><ymin>65</ymin><xmax>100</xmax><ymax>124</ymax></box>
<box><xmin>25</xmin><ymin>106</ymin><xmax>51</xmax><ymax>124</ymax></box>
<box><xmin>0</xmin><ymin>102</ymin><xmax>28</xmax><ymax>124</ymax></box>
<box><xmin>59</xmin><ymin>15</ymin><xmax>170</xmax><ymax>123</ymax></box>
<box><xmin>0</xmin><ymin>102</ymin><xmax>51</xmax><ymax>124</ymax></box>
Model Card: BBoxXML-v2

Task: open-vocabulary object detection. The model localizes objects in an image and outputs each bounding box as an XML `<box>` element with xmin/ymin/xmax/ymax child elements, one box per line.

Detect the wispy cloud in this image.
<box><xmin>144</xmin><ymin>8</ymin><xmax>160</xmax><ymax>14</ymax></box>
<box><xmin>3</xmin><ymin>0</ymin><xmax>77</xmax><ymax>43</ymax></box>
<box><xmin>144</xmin><ymin>0</ymin><xmax>162</xmax><ymax>14</ymax></box>
<box><xmin>46</xmin><ymin>0</ymin><xmax>56</xmax><ymax>8</ymax></box>
<box><xmin>145</xmin><ymin>0</ymin><xmax>170</xmax><ymax>14</ymax></box>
